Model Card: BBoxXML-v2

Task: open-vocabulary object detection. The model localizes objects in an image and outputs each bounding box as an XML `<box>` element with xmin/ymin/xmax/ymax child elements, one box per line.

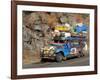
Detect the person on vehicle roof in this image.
<box><xmin>74</xmin><ymin>15</ymin><xmax>88</xmax><ymax>36</ymax></box>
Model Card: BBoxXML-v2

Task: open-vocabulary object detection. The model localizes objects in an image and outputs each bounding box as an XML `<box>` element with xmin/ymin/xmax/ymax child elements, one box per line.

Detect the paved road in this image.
<box><xmin>23</xmin><ymin>54</ymin><xmax>89</xmax><ymax>69</ymax></box>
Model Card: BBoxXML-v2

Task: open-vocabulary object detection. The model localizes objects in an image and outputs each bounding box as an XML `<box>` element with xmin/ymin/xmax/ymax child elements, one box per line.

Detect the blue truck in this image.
<box><xmin>40</xmin><ymin>36</ymin><xmax>87</xmax><ymax>62</ymax></box>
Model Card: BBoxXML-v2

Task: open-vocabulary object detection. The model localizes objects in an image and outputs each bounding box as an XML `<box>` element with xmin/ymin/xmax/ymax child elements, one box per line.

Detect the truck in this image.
<box><xmin>40</xmin><ymin>36</ymin><xmax>87</xmax><ymax>62</ymax></box>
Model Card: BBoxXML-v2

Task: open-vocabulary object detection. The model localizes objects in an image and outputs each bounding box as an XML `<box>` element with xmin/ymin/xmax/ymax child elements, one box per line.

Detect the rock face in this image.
<box><xmin>22</xmin><ymin>11</ymin><xmax>89</xmax><ymax>65</ymax></box>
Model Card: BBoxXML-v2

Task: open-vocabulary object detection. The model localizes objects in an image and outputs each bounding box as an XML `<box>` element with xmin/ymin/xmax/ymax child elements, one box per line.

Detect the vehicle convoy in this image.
<box><xmin>40</xmin><ymin>36</ymin><xmax>87</xmax><ymax>62</ymax></box>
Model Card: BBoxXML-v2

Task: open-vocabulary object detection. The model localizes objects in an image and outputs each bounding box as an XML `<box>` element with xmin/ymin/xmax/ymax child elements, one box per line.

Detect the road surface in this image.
<box><xmin>23</xmin><ymin>54</ymin><xmax>89</xmax><ymax>69</ymax></box>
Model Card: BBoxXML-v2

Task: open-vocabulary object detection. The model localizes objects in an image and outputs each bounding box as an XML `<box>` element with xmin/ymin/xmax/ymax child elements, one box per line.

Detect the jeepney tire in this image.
<box><xmin>40</xmin><ymin>54</ymin><xmax>45</xmax><ymax>62</ymax></box>
<box><xmin>40</xmin><ymin>58</ymin><xmax>45</xmax><ymax>63</ymax></box>
<box><xmin>55</xmin><ymin>53</ymin><xmax>63</xmax><ymax>62</ymax></box>
<box><xmin>80</xmin><ymin>51</ymin><xmax>85</xmax><ymax>57</ymax></box>
<box><xmin>77</xmin><ymin>51</ymin><xmax>84</xmax><ymax>57</ymax></box>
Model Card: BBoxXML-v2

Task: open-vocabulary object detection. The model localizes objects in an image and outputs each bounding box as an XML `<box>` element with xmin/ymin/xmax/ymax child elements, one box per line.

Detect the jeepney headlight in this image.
<box><xmin>40</xmin><ymin>48</ymin><xmax>44</xmax><ymax>53</ymax></box>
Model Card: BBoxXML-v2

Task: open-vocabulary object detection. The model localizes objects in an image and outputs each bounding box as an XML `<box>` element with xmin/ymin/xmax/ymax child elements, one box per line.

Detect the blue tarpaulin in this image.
<box><xmin>75</xmin><ymin>24</ymin><xmax>88</xmax><ymax>33</ymax></box>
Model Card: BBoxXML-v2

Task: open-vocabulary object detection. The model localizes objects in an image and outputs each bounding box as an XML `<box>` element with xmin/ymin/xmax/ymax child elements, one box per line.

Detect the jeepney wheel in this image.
<box><xmin>40</xmin><ymin>53</ymin><xmax>45</xmax><ymax>62</ymax></box>
<box><xmin>55</xmin><ymin>53</ymin><xmax>63</xmax><ymax>62</ymax></box>
<box><xmin>77</xmin><ymin>51</ymin><xmax>84</xmax><ymax>57</ymax></box>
